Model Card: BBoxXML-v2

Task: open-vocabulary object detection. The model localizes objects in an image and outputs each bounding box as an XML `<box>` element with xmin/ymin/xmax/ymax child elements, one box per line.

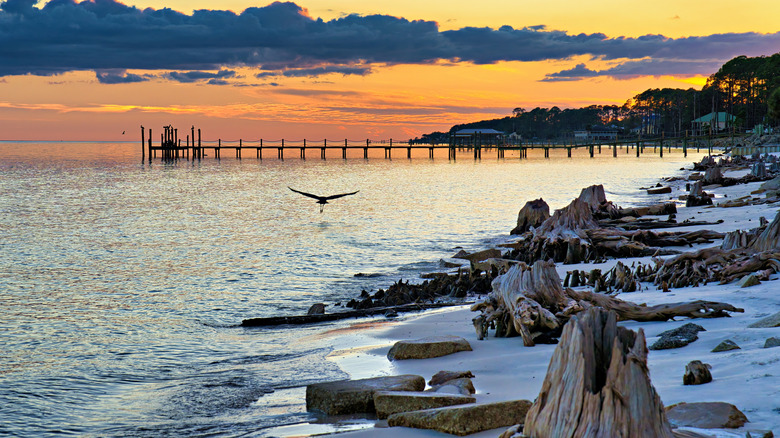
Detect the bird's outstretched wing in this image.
<box><xmin>288</xmin><ymin>187</ymin><xmax>323</xmax><ymax>200</ymax></box>
<box><xmin>323</xmin><ymin>190</ymin><xmax>359</xmax><ymax>200</ymax></box>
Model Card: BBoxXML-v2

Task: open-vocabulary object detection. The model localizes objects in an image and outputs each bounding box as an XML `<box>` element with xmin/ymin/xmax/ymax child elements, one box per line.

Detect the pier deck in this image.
<box><xmin>141</xmin><ymin>125</ymin><xmax>741</xmax><ymax>163</ymax></box>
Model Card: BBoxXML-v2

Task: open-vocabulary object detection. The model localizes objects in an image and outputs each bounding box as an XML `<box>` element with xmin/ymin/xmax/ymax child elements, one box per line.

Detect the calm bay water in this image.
<box><xmin>0</xmin><ymin>141</ymin><xmax>706</xmax><ymax>436</ymax></box>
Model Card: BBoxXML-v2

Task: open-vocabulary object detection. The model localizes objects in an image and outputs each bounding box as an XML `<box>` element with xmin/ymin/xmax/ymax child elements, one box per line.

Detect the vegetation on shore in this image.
<box><xmin>416</xmin><ymin>53</ymin><xmax>780</xmax><ymax>143</ymax></box>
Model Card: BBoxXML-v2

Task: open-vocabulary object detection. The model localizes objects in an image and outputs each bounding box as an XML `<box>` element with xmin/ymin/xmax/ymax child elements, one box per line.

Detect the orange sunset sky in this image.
<box><xmin>1</xmin><ymin>0</ymin><xmax>779</xmax><ymax>141</ymax></box>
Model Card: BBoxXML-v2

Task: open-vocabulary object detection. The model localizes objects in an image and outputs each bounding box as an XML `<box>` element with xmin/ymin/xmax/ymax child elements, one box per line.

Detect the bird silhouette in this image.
<box><xmin>122</xmin><ymin>131</ymin><xmax>125</xmax><ymax>135</ymax></box>
<box><xmin>288</xmin><ymin>187</ymin><xmax>359</xmax><ymax>213</ymax></box>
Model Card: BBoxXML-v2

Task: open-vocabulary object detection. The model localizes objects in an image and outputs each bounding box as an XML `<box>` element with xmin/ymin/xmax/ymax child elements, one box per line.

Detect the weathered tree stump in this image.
<box><xmin>523</xmin><ymin>308</ymin><xmax>675</xmax><ymax>437</ymax></box>
<box><xmin>703</xmin><ymin>166</ymin><xmax>723</xmax><ymax>185</ymax></box>
<box><xmin>510</xmin><ymin>198</ymin><xmax>550</xmax><ymax>235</ymax></box>
<box><xmin>749</xmin><ymin>210</ymin><xmax>780</xmax><ymax>252</ymax></box>
<box><xmin>686</xmin><ymin>181</ymin><xmax>712</xmax><ymax>207</ymax></box>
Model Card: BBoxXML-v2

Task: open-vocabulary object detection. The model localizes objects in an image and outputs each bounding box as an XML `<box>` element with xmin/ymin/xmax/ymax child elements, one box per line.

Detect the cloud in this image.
<box><xmin>1</xmin><ymin>0</ymin><xmax>779</xmax><ymax>81</ymax></box>
<box><xmin>255</xmin><ymin>65</ymin><xmax>371</xmax><ymax>79</ymax></box>
<box><xmin>281</xmin><ymin>66</ymin><xmax>371</xmax><ymax>77</ymax></box>
<box><xmin>541</xmin><ymin>63</ymin><xmax>600</xmax><ymax>82</ymax></box>
<box><xmin>163</xmin><ymin>69</ymin><xmax>236</xmax><ymax>83</ymax></box>
<box><xmin>543</xmin><ymin>59</ymin><xmax>725</xmax><ymax>81</ymax></box>
<box><xmin>95</xmin><ymin>70</ymin><xmax>150</xmax><ymax>84</ymax></box>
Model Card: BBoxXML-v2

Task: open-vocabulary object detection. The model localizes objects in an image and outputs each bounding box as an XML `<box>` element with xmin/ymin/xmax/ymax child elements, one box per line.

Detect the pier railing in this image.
<box><xmin>140</xmin><ymin>125</ymin><xmax>743</xmax><ymax>163</ymax></box>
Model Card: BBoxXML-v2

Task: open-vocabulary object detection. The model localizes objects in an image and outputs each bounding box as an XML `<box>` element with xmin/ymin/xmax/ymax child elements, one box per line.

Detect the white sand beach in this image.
<box><xmin>295</xmin><ymin>163</ymin><xmax>780</xmax><ymax>437</ymax></box>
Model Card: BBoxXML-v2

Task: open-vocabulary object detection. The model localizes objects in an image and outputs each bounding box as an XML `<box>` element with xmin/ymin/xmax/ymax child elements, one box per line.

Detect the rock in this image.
<box><xmin>649</xmin><ymin>323</ymin><xmax>706</xmax><ymax>350</ymax></box>
<box><xmin>712</xmin><ymin>339</ymin><xmax>741</xmax><ymax>352</ymax></box>
<box><xmin>387</xmin><ymin>336</ymin><xmax>472</xmax><ymax>361</ymax></box>
<box><xmin>441</xmin><ymin>257</ymin><xmax>471</xmax><ymax>268</ymax></box>
<box><xmin>426</xmin><ymin>378</ymin><xmax>476</xmax><ymax>396</ymax></box>
<box><xmin>453</xmin><ymin>248</ymin><xmax>502</xmax><ymax>263</ymax></box>
<box><xmin>763</xmin><ymin>337</ymin><xmax>780</xmax><ymax>348</ymax></box>
<box><xmin>746</xmin><ymin>430</ymin><xmax>775</xmax><ymax>438</ymax></box>
<box><xmin>306</xmin><ymin>374</ymin><xmax>425</xmax><ymax>415</ymax></box>
<box><xmin>511</xmin><ymin>198</ymin><xmax>550</xmax><ymax>235</ymax></box>
<box><xmin>307</xmin><ymin>303</ymin><xmax>326</xmax><ymax>315</ymax></box>
<box><xmin>387</xmin><ymin>399</ymin><xmax>533</xmax><ymax>436</ymax></box>
<box><xmin>647</xmin><ymin>186</ymin><xmax>672</xmax><ymax>194</ymax></box>
<box><xmin>665</xmin><ymin>402</ymin><xmax>748</xmax><ymax>429</ymax></box>
<box><xmin>683</xmin><ymin>360</ymin><xmax>712</xmax><ymax>385</ymax></box>
<box><xmin>748</xmin><ymin>311</ymin><xmax>780</xmax><ymax>328</ymax></box>
<box><xmin>670</xmin><ymin>430</ymin><xmax>717</xmax><ymax>438</ymax></box>
<box><xmin>756</xmin><ymin>176</ymin><xmax>780</xmax><ymax>194</ymax></box>
<box><xmin>373</xmin><ymin>391</ymin><xmax>476</xmax><ymax>419</ymax></box>
<box><xmin>428</xmin><ymin>370</ymin><xmax>475</xmax><ymax>386</ymax></box>
<box><xmin>738</xmin><ymin>274</ymin><xmax>761</xmax><ymax>288</ymax></box>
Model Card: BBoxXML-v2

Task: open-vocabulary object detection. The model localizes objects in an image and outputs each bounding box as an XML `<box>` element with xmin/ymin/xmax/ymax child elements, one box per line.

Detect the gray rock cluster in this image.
<box><xmin>649</xmin><ymin>323</ymin><xmax>706</xmax><ymax>350</ymax></box>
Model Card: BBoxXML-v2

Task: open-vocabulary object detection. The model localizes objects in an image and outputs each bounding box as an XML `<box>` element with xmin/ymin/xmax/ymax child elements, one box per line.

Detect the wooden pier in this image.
<box><xmin>141</xmin><ymin>125</ymin><xmax>741</xmax><ymax>163</ymax></box>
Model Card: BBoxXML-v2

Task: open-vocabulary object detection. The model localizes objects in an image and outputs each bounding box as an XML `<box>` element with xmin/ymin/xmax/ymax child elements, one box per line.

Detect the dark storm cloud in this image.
<box><xmin>1</xmin><ymin>0</ymin><xmax>779</xmax><ymax>81</ymax></box>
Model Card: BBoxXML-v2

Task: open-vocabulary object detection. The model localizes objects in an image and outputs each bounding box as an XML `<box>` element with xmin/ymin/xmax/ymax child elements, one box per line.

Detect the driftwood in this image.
<box><xmin>522</xmin><ymin>308</ymin><xmax>676</xmax><ymax>437</ymax></box>
<box><xmin>241</xmin><ymin>302</ymin><xmax>471</xmax><ymax>327</ymax></box>
<box><xmin>472</xmin><ymin>261</ymin><xmax>742</xmax><ymax>345</ymax></box>
<box><xmin>653</xmin><ymin>210</ymin><xmax>780</xmax><ymax>289</ymax></box>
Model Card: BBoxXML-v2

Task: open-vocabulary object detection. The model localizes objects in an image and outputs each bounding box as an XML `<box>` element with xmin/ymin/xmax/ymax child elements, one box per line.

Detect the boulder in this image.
<box><xmin>649</xmin><ymin>323</ymin><xmax>706</xmax><ymax>350</ymax></box>
<box><xmin>683</xmin><ymin>360</ymin><xmax>712</xmax><ymax>385</ymax></box>
<box><xmin>748</xmin><ymin>311</ymin><xmax>780</xmax><ymax>328</ymax></box>
<box><xmin>387</xmin><ymin>399</ymin><xmax>533</xmax><ymax>436</ymax></box>
<box><xmin>306</xmin><ymin>374</ymin><xmax>425</xmax><ymax>415</ymax></box>
<box><xmin>387</xmin><ymin>336</ymin><xmax>472</xmax><ymax>360</ymax></box>
<box><xmin>711</xmin><ymin>339</ymin><xmax>741</xmax><ymax>352</ymax></box>
<box><xmin>453</xmin><ymin>248</ymin><xmax>502</xmax><ymax>263</ymax></box>
<box><xmin>426</xmin><ymin>378</ymin><xmax>476</xmax><ymax>396</ymax></box>
<box><xmin>647</xmin><ymin>186</ymin><xmax>672</xmax><ymax>194</ymax></box>
<box><xmin>665</xmin><ymin>402</ymin><xmax>748</xmax><ymax>429</ymax></box>
<box><xmin>428</xmin><ymin>370</ymin><xmax>475</xmax><ymax>386</ymax></box>
<box><xmin>373</xmin><ymin>391</ymin><xmax>476</xmax><ymax>419</ymax></box>
<box><xmin>307</xmin><ymin>303</ymin><xmax>326</xmax><ymax>314</ymax></box>
<box><xmin>755</xmin><ymin>176</ymin><xmax>780</xmax><ymax>194</ymax></box>
<box><xmin>738</xmin><ymin>274</ymin><xmax>761</xmax><ymax>288</ymax></box>
<box><xmin>763</xmin><ymin>337</ymin><xmax>780</xmax><ymax>348</ymax></box>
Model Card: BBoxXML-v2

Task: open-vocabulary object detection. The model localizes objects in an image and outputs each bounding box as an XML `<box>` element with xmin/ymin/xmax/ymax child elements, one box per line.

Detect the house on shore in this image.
<box><xmin>691</xmin><ymin>112</ymin><xmax>735</xmax><ymax>135</ymax></box>
<box><xmin>573</xmin><ymin>125</ymin><xmax>619</xmax><ymax>142</ymax></box>
<box><xmin>453</xmin><ymin>128</ymin><xmax>505</xmax><ymax>146</ymax></box>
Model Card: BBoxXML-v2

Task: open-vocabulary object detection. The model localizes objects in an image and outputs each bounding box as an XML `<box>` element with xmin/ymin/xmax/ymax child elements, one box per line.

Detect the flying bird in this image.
<box><xmin>288</xmin><ymin>187</ymin><xmax>359</xmax><ymax>213</ymax></box>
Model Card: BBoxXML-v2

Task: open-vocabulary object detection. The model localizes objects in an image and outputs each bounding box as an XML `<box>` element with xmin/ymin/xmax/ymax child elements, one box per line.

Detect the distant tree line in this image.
<box><xmin>412</xmin><ymin>53</ymin><xmax>780</xmax><ymax>143</ymax></box>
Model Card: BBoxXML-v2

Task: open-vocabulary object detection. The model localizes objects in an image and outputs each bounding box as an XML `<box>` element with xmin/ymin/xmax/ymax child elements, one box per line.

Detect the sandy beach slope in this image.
<box><xmin>313</xmin><ymin>166</ymin><xmax>780</xmax><ymax>437</ymax></box>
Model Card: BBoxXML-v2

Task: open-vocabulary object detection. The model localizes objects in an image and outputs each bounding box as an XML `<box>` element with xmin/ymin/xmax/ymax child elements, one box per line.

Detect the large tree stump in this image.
<box><xmin>511</xmin><ymin>198</ymin><xmax>550</xmax><ymax>235</ymax></box>
<box><xmin>523</xmin><ymin>308</ymin><xmax>675</xmax><ymax>438</ymax></box>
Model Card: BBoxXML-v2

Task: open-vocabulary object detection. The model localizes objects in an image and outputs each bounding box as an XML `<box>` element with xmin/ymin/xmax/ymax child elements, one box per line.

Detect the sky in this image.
<box><xmin>1</xmin><ymin>0</ymin><xmax>779</xmax><ymax>141</ymax></box>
